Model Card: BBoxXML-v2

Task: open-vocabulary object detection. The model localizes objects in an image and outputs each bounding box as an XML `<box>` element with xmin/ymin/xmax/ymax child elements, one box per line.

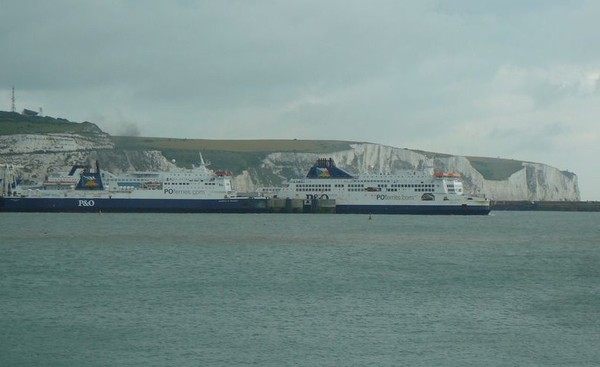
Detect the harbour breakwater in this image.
<box><xmin>264</xmin><ymin>198</ymin><xmax>600</xmax><ymax>213</ymax></box>
<box><xmin>267</xmin><ymin>199</ymin><xmax>600</xmax><ymax>213</ymax></box>
<box><xmin>491</xmin><ymin>201</ymin><xmax>600</xmax><ymax>212</ymax></box>
<box><xmin>269</xmin><ymin>200</ymin><xmax>600</xmax><ymax>213</ymax></box>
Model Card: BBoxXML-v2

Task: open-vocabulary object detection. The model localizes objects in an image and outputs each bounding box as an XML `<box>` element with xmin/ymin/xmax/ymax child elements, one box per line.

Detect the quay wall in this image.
<box><xmin>266</xmin><ymin>198</ymin><xmax>336</xmax><ymax>214</ymax></box>
<box><xmin>491</xmin><ymin>201</ymin><xmax>600</xmax><ymax>212</ymax></box>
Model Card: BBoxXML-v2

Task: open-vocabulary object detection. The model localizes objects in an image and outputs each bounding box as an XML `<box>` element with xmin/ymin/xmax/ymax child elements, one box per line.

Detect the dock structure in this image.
<box><xmin>491</xmin><ymin>201</ymin><xmax>600</xmax><ymax>212</ymax></box>
<box><xmin>266</xmin><ymin>198</ymin><xmax>336</xmax><ymax>214</ymax></box>
<box><xmin>263</xmin><ymin>198</ymin><xmax>600</xmax><ymax>213</ymax></box>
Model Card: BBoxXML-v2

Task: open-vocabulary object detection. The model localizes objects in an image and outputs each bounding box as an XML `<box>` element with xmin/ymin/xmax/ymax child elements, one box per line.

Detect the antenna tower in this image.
<box><xmin>11</xmin><ymin>86</ymin><xmax>16</xmax><ymax>112</ymax></box>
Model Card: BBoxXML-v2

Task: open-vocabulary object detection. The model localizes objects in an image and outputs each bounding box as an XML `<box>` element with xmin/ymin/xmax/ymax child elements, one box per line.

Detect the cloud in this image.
<box><xmin>2</xmin><ymin>0</ymin><xmax>600</xmax><ymax>198</ymax></box>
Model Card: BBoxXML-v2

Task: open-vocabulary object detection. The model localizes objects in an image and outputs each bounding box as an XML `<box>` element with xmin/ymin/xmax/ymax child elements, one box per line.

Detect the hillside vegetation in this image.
<box><xmin>0</xmin><ymin>111</ymin><xmax>103</xmax><ymax>136</ymax></box>
<box><xmin>111</xmin><ymin>136</ymin><xmax>356</xmax><ymax>172</ymax></box>
<box><xmin>111</xmin><ymin>136</ymin><xmax>354</xmax><ymax>153</ymax></box>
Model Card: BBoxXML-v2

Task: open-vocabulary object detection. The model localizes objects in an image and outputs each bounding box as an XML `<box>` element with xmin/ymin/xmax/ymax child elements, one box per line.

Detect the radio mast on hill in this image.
<box><xmin>11</xmin><ymin>86</ymin><xmax>16</xmax><ymax>112</ymax></box>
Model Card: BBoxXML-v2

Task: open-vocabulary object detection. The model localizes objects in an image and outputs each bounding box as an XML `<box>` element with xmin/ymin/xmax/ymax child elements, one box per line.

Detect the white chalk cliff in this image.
<box><xmin>252</xmin><ymin>143</ymin><xmax>579</xmax><ymax>201</ymax></box>
<box><xmin>0</xmin><ymin>135</ymin><xmax>579</xmax><ymax>201</ymax></box>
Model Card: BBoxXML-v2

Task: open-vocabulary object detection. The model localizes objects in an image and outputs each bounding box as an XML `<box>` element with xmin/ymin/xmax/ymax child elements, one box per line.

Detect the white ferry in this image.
<box><xmin>261</xmin><ymin>158</ymin><xmax>490</xmax><ymax>215</ymax></box>
<box><xmin>0</xmin><ymin>155</ymin><xmax>267</xmax><ymax>213</ymax></box>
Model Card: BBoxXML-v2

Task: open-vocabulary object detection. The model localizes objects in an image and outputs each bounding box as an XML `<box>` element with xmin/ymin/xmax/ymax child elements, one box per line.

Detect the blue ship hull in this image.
<box><xmin>336</xmin><ymin>204</ymin><xmax>491</xmax><ymax>215</ymax></box>
<box><xmin>0</xmin><ymin>197</ymin><xmax>269</xmax><ymax>213</ymax></box>
<box><xmin>0</xmin><ymin>197</ymin><xmax>490</xmax><ymax>215</ymax></box>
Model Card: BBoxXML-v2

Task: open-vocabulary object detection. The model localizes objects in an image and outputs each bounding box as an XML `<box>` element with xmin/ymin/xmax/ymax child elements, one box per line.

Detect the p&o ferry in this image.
<box><xmin>261</xmin><ymin>158</ymin><xmax>490</xmax><ymax>215</ymax></box>
<box><xmin>0</xmin><ymin>156</ymin><xmax>267</xmax><ymax>213</ymax></box>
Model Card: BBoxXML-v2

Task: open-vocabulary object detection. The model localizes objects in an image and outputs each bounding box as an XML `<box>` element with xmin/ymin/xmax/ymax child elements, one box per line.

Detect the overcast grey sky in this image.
<box><xmin>2</xmin><ymin>0</ymin><xmax>599</xmax><ymax>199</ymax></box>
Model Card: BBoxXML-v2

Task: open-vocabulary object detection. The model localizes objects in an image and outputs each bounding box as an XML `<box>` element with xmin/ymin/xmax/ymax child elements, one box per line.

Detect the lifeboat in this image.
<box><xmin>215</xmin><ymin>169</ymin><xmax>234</xmax><ymax>176</ymax></box>
<box><xmin>434</xmin><ymin>172</ymin><xmax>461</xmax><ymax>178</ymax></box>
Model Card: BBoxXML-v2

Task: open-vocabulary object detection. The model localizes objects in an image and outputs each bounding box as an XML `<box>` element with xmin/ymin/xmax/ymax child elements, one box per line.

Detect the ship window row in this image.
<box><xmin>391</xmin><ymin>183</ymin><xmax>434</xmax><ymax>188</ymax></box>
<box><xmin>297</xmin><ymin>184</ymin><xmax>332</xmax><ymax>188</ymax></box>
<box><xmin>165</xmin><ymin>178</ymin><xmax>204</xmax><ymax>185</ymax></box>
<box><xmin>166</xmin><ymin>177</ymin><xmax>204</xmax><ymax>181</ymax></box>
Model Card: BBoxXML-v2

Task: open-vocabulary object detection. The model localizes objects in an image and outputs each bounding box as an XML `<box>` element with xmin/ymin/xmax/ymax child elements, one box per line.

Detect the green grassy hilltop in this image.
<box><xmin>111</xmin><ymin>136</ymin><xmax>356</xmax><ymax>171</ymax></box>
<box><xmin>0</xmin><ymin>111</ymin><xmax>103</xmax><ymax>136</ymax></box>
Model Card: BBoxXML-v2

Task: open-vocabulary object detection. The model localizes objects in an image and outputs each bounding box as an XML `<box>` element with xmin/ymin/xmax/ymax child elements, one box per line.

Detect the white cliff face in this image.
<box><xmin>261</xmin><ymin>144</ymin><xmax>431</xmax><ymax>179</ymax></box>
<box><xmin>0</xmin><ymin>133</ymin><xmax>113</xmax><ymax>154</ymax></box>
<box><xmin>0</xmin><ymin>135</ymin><xmax>579</xmax><ymax>201</ymax></box>
<box><xmin>434</xmin><ymin>155</ymin><xmax>579</xmax><ymax>201</ymax></box>
<box><xmin>231</xmin><ymin>170</ymin><xmax>259</xmax><ymax>194</ymax></box>
<box><xmin>481</xmin><ymin>163</ymin><xmax>580</xmax><ymax>201</ymax></box>
<box><xmin>254</xmin><ymin>143</ymin><xmax>579</xmax><ymax>201</ymax></box>
<box><xmin>0</xmin><ymin>134</ymin><xmax>174</xmax><ymax>182</ymax></box>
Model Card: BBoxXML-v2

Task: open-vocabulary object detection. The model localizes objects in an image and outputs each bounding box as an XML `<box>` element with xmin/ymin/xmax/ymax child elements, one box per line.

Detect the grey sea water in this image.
<box><xmin>1</xmin><ymin>211</ymin><xmax>599</xmax><ymax>366</ymax></box>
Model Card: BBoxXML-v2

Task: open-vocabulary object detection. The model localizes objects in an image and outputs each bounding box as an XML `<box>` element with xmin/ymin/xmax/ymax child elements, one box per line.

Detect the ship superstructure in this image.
<box><xmin>261</xmin><ymin>158</ymin><xmax>490</xmax><ymax>215</ymax></box>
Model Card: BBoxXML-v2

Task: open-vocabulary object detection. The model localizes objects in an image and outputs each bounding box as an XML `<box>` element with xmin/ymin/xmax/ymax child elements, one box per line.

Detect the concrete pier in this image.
<box><xmin>266</xmin><ymin>198</ymin><xmax>336</xmax><ymax>213</ymax></box>
<box><xmin>491</xmin><ymin>200</ymin><xmax>600</xmax><ymax>211</ymax></box>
